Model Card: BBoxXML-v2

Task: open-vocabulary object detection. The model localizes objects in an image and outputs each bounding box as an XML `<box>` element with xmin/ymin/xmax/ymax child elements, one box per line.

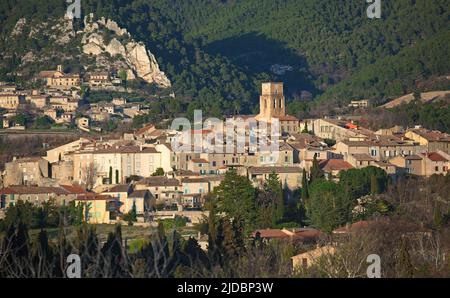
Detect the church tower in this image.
<box><xmin>256</xmin><ymin>82</ymin><xmax>285</xmax><ymax>122</ymax></box>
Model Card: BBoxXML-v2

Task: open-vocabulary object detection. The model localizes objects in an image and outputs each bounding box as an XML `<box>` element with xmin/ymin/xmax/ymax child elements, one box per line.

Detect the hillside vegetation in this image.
<box><xmin>0</xmin><ymin>0</ymin><xmax>449</xmax><ymax>115</ymax></box>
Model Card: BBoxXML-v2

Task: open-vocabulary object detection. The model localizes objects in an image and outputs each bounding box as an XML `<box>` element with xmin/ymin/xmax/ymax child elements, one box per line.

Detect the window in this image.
<box><xmin>435</xmin><ymin>166</ymin><xmax>439</xmax><ymax>172</ymax></box>
<box><xmin>302</xmin><ymin>258</ymin><xmax>308</xmax><ymax>268</ymax></box>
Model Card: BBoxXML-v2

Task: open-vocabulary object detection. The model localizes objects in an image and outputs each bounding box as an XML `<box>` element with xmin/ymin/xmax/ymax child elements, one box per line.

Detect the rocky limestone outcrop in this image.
<box><xmin>81</xmin><ymin>14</ymin><xmax>171</xmax><ymax>88</ymax></box>
<box><xmin>5</xmin><ymin>14</ymin><xmax>171</xmax><ymax>89</ymax></box>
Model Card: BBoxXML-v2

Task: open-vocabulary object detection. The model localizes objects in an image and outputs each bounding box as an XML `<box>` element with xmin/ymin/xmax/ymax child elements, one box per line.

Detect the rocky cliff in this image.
<box><xmin>2</xmin><ymin>14</ymin><xmax>171</xmax><ymax>88</ymax></box>
<box><xmin>81</xmin><ymin>14</ymin><xmax>171</xmax><ymax>87</ymax></box>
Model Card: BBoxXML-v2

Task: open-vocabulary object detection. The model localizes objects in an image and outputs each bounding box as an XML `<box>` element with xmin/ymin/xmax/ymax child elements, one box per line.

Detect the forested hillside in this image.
<box><xmin>0</xmin><ymin>0</ymin><xmax>449</xmax><ymax>115</ymax></box>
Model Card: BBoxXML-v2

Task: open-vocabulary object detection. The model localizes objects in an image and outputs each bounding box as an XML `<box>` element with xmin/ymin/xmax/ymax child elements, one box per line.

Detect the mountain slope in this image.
<box><xmin>1</xmin><ymin>0</ymin><xmax>449</xmax><ymax>115</ymax></box>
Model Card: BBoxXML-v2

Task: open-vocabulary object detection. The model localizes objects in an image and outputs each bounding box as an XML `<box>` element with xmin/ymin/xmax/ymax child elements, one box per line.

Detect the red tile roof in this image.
<box><xmin>0</xmin><ymin>186</ymin><xmax>69</xmax><ymax>195</ymax></box>
<box><xmin>248</xmin><ymin>166</ymin><xmax>302</xmax><ymax>174</ymax></box>
<box><xmin>252</xmin><ymin>228</ymin><xmax>322</xmax><ymax>241</ymax></box>
<box><xmin>191</xmin><ymin>158</ymin><xmax>209</xmax><ymax>164</ymax></box>
<box><xmin>135</xmin><ymin>124</ymin><xmax>155</xmax><ymax>136</ymax></box>
<box><xmin>252</xmin><ymin>229</ymin><xmax>291</xmax><ymax>239</ymax></box>
<box><xmin>422</xmin><ymin>152</ymin><xmax>448</xmax><ymax>162</ymax></box>
<box><xmin>319</xmin><ymin>159</ymin><xmax>354</xmax><ymax>171</ymax></box>
<box><xmin>60</xmin><ymin>185</ymin><xmax>87</xmax><ymax>194</ymax></box>
<box><xmin>76</xmin><ymin>194</ymin><xmax>114</xmax><ymax>201</ymax></box>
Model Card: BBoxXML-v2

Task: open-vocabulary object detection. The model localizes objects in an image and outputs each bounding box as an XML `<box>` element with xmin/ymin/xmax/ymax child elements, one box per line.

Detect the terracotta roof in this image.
<box><xmin>191</xmin><ymin>158</ymin><xmax>209</xmax><ymax>164</ymax></box>
<box><xmin>351</xmin><ymin>154</ymin><xmax>375</xmax><ymax>161</ymax></box>
<box><xmin>135</xmin><ymin>124</ymin><xmax>155</xmax><ymax>136</ymax></box>
<box><xmin>128</xmin><ymin>190</ymin><xmax>150</xmax><ymax>198</ymax></box>
<box><xmin>252</xmin><ymin>228</ymin><xmax>322</xmax><ymax>241</ymax></box>
<box><xmin>104</xmin><ymin>184</ymin><xmax>130</xmax><ymax>193</ymax></box>
<box><xmin>293</xmin><ymin>228</ymin><xmax>323</xmax><ymax>241</ymax></box>
<box><xmin>252</xmin><ymin>229</ymin><xmax>291</xmax><ymax>239</ymax></box>
<box><xmin>279</xmin><ymin>143</ymin><xmax>295</xmax><ymax>151</ymax></box>
<box><xmin>181</xmin><ymin>177</ymin><xmax>212</xmax><ymax>183</ymax></box>
<box><xmin>404</xmin><ymin>154</ymin><xmax>423</xmax><ymax>160</ymax></box>
<box><xmin>0</xmin><ymin>186</ymin><xmax>69</xmax><ymax>195</ymax></box>
<box><xmin>168</xmin><ymin>170</ymin><xmax>199</xmax><ymax>177</ymax></box>
<box><xmin>319</xmin><ymin>159</ymin><xmax>354</xmax><ymax>171</ymax></box>
<box><xmin>136</xmin><ymin>177</ymin><xmax>181</xmax><ymax>187</ymax></box>
<box><xmin>39</xmin><ymin>70</ymin><xmax>59</xmax><ymax>78</ymax></box>
<box><xmin>409</xmin><ymin>128</ymin><xmax>450</xmax><ymax>142</ymax></box>
<box><xmin>341</xmin><ymin>140</ymin><xmax>376</xmax><ymax>147</ymax></box>
<box><xmin>422</xmin><ymin>152</ymin><xmax>448</xmax><ymax>162</ymax></box>
<box><xmin>93</xmin><ymin>145</ymin><xmax>159</xmax><ymax>154</ymax></box>
<box><xmin>248</xmin><ymin>166</ymin><xmax>302</xmax><ymax>174</ymax></box>
<box><xmin>60</xmin><ymin>185</ymin><xmax>87</xmax><ymax>194</ymax></box>
<box><xmin>76</xmin><ymin>194</ymin><xmax>114</xmax><ymax>201</ymax></box>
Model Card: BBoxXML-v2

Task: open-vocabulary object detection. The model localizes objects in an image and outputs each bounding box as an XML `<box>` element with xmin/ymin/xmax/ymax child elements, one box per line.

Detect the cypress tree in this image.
<box><xmin>109</xmin><ymin>166</ymin><xmax>113</xmax><ymax>184</ymax></box>
<box><xmin>370</xmin><ymin>175</ymin><xmax>380</xmax><ymax>194</ymax></box>
<box><xmin>396</xmin><ymin>238</ymin><xmax>414</xmax><ymax>278</ymax></box>
<box><xmin>310</xmin><ymin>154</ymin><xmax>325</xmax><ymax>183</ymax></box>
<box><xmin>301</xmin><ymin>168</ymin><xmax>309</xmax><ymax>200</ymax></box>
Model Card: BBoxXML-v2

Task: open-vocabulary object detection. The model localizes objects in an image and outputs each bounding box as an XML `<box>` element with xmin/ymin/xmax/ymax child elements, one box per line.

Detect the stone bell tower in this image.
<box><xmin>256</xmin><ymin>82</ymin><xmax>285</xmax><ymax>122</ymax></box>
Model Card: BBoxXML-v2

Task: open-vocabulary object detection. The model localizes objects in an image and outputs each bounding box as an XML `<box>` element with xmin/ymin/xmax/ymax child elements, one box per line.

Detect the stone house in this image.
<box><xmin>3</xmin><ymin>157</ymin><xmax>50</xmax><ymax>187</ymax></box>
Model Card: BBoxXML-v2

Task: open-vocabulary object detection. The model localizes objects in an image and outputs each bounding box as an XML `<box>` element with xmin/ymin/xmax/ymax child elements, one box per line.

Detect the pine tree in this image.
<box><xmin>214</xmin><ymin>168</ymin><xmax>257</xmax><ymax>231</ymax></box>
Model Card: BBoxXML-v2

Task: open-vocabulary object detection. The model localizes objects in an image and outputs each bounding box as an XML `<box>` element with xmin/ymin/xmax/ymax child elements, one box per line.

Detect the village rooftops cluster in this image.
<box><xmin>1</xmin><ymin>83</ymin><xmax>449</xmax><ymax>224</ymax></box>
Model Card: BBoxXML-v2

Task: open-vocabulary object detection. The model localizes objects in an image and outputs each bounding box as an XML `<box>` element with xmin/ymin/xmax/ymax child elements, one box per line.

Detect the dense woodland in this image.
<box><xmin>0</xmin><ymin>0</ymin><xmax>449</xmax><ymax>117</ymax></box>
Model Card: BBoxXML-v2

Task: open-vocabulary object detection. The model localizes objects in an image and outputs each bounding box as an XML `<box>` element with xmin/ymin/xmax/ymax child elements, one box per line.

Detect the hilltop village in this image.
<box><xmin>1</xmin><ymin>82</ymin><xmax>449</xmax><ymax>226</ymax></box>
